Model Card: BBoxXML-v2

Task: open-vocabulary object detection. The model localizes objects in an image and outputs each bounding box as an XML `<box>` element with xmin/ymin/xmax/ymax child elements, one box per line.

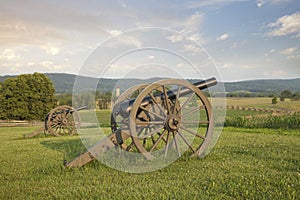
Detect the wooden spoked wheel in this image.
<box><xmin>129</xmin><ymin>79</ymin><xmax>213</xmax><ymax>160</ymax></box>
<box><xmin>47</xmin><ymin>105</ymin><xmax>80</xmax><ymax>136</ymax></box>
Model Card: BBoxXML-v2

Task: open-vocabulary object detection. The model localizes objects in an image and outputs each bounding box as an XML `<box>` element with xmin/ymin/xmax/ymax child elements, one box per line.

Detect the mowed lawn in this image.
<box><xmin>0</xmin><ymin>126</ymin><xmax>299</xmax><ymax>199</ymax></box>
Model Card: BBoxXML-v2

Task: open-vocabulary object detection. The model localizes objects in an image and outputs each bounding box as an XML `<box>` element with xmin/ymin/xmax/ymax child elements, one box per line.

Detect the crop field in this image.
<box><xmin>0</xmin><ymin>97</ymin><xmax>299</xmax><ymax>199</ymax></box>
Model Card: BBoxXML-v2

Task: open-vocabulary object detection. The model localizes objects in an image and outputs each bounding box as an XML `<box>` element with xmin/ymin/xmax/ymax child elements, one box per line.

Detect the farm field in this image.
<box><xmin>226</xmin><ymin>97</ymin><xmax>300</xmax><ymax>112</ymax></box>
<box><xmin>0</xmin><ymin>126</ymin><xmax>299</xmax><ymax>199</ymax></box>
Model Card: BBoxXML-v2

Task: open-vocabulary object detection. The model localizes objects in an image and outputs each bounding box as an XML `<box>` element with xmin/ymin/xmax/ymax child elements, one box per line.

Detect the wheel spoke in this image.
<box><xmin>178</xmin><ymin>93</ymin><xmax>195</xmax><ymax>114</ymax></box>
<box><xmin>177</xmin><ymin>130</ymin><xmax>195</xmax><ymax>153</ymax></box>
<box><xmin>150</xmin><ymin>129</ymin><xmax>167</xmax><ymax>152</ymax></box>
<box><xmin>162</xmin><ymin>85</ymin><xmax>171</xmax><ymax>114</ymax></box>
<box><xmin>172</xmin><ymin>131</ymin><xmax>181</xmax><ymax>157</ymax></box>
<box><xmin>164</xmin><ymin>131</ymin><xmax>171</xmax><ymax>158</ymax></box>
<box><xmin>135</xmin><ymin>121</ymin><xmax>164</xmax><ymax>126</ymax></box>
<box><xmin>149</xmin><ymin>93</ymin><xmax>167</xmax><ymax>116</ymax></box>
<box><xmin>143</xmin><ymin>125</ymin><xmax>165</xmax><ymax>138</ymax></box>
<box><xmin>138</xmin><ymin>106</ymin><xmax>165</xmax><ymax>120</ymax></box>
<box><xmin>181</xmin><ymin>105</ymin><xmax>205</xmax><ymax>118</ymax></box>
<box><xmin>157</xmin><ymin>132</ymin><xmax>167</xmax><ymax>144</ymax></box>
<box><xmin>181</xmin><ymin>120</ymin><xmax>209</xmax><ymax>124</ymax></box>
<box><xmin>180</xmin><ymin>126</ymin><xmax>206</xmax><ymax>140</ymax></box>
<box><xmin>173</xmin><ymin>85</ymin><xmax>181</xmax><ymax>114</ymax></box>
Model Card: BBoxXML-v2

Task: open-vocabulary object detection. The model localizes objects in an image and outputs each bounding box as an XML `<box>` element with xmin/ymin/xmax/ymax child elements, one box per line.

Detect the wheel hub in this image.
<box><xmin>165</xmin><ymin>114</ymin><xmax>181</xmax><ymax>131</ymax></box>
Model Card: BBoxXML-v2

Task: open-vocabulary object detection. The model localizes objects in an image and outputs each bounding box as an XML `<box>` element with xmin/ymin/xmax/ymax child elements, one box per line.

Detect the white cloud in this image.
<box><xmin>106</xmin><ymin>35</ymin><xmax>142</xmax><ymax>48</ymax></box>
<box><xmin>148</xmin><ymin>55</ymin><xmax>155</xmax><ymax>59</ymax></box>
<box><xmin>280</xmin><ymin>47</ymin><xmax>297</xmax><ymax>55</ymax></box>
<box><xmin>183</xmin><ymin>44</ymin><xmax>203</xmax><ymax>55</ymax></box>
<box><xmin>221</xmin><ymin>63</ymin><xmax>233</xmax><ymax>69</ymax></box>
<box><xmin>269</xmin><ymin>0</ymin><xmax>292</xmax><ymax>4</ymax></box>
<box><xmin>267</xmin><ymin>12</ymin><xmax>300</xmax><ymax>38</ymax></box>
<box><xmin>256</xmin><ymin>0</ymin><xmax>264</xmax><ymax>7</ymax></box>
<box><xmin>0</xmin><ymin>49</ymin><xmax>19</xmax><ymax>60</ymax></box>
<box><xmin>217</xmin><ymin>33</ymin><xmax>231</xmax><ymax>41</ymax></box>
<box><xmin>41</xmin><ymin>44</ymin><xmax>60</xmax><ymax>55</ymax></box>
<box><xmin>167</xmin><ymin>34</ymin><xmax>183</xmax><ymax>43</ymax></box>
<box><xmin>184</xmin><ymin>12</ymin><xmax>203</xmax><ymax>31</ymax></box>
<box><xmin>279</xmin><ymin>47</ymin><xmax>300</xmax><ymax>60</ymax></box>
<box><xmin>271</xmin><ymin>70</ymin><xmax>287</xmax><ymax>77</ymax></box>
<box><xmin>107</xmin><ymin>29</ymin><xmax>122</xmax><ymax>36</ymax></box>
<box><xmin>187</xmin><ymin>0</ymin><xmax>247</xmax><ymax>9</ymax></box>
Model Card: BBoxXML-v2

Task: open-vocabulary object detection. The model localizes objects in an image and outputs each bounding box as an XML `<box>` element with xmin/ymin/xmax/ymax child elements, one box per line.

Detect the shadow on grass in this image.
<box><xmin>40</xmin><ymin>139</ymin><xmax>87</xmax><ymax>162</ymax></box>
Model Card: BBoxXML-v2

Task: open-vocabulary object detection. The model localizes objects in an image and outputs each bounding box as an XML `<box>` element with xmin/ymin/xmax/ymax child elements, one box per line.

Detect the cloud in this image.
<box><xmin>271</xmin><ymin>70</ymin><xmax>287</xmax><ymax>77</ymax></box>
<box><xmin>267</xmin><ymin>12</ymin><xmax>300</xmax><ymax>38</ymax></box>
<box><xmin>107</xmin><ymin>29</ymin><xmax>123</xmax><ymax>36</ymax></box>
<box><xmin>183</xmin><ymin>44</ymin><xmax>203</xmax><ymax>55</ymax></box>
<box><xmin>280</xmin><ymin>47</ymin><xmax>297</xmax><ymax>55</ymax></box>
<box><xmin>167</xmin><ymin>34</ymin><xmax>184</xmax><ymax>43</ymax></box>
<box><xmin>280</xmin><ymin>47</ymin><xmax>300</xmax><ymax>60</ymax></box>
<box><xmin>269</xmin><ymin>0</ymin><xmax>292</xmax><ymax>4</ymax></box>
<box><xmin>184</xmin><ymin>12</ymin><xmax>203</xmax><ymax>31</ymax></box>
<box><xmin>0</xmin><ymin>49</ymin><xmax>19</xmax><ymax>60</ymax></box>
<box><xmin>217</xmin><ymin>33</ymin><xmax>231</xmax><ymax>41</ymax></box>
<box><xmin>41</xmin><ymin>44</ymin><xmax>60</xmax><ymax>55</ymax></box>
<box><xmin>256</xmin><ymin>0</ymin><xmax>264</xmax><ymax>7</ymax></box>
<box><xmin>257</xmin><ymin>0</ymin><xmax>292</xmax><ymax>7</ymax></box>
<box><xmin>187</xmin><ymin>0</ymin><xmax>247</xmax><ymax>9</ymax></box>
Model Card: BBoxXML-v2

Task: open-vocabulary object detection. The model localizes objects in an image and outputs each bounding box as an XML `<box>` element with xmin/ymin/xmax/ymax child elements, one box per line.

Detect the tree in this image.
<box><xmin>0</xmin><ymin>73</ymin><xmax>57</xmax><ymax>120</ymax></box>
<box><xmin>271</xmin><ymin>97</ymin><xmax>278</xmax><ymax>105</ymax></box>
<box><xmin>97</xmin><ymin>92</ymin><xmax>112</xmax><ymax>110</ymax></box>
<box><xmin>280</xmin><ymin>89</ymin><xmax>292</xmax><ymax>101</ymax></box>
<box><xmin>291</xmin><ymin>92</ymin><xmax>300</xmax><ymax>101</ymax></box>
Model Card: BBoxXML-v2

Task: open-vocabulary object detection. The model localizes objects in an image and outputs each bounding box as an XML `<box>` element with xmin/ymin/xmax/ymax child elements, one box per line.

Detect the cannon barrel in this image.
<box><xmin>114</xmin><ymin>77</ymin><xmax>217</xmax><ymax>118</ymax></box>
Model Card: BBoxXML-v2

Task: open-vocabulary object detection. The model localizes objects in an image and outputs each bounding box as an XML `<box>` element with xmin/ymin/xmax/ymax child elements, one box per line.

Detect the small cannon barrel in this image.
<box><xmin>114</xmin><ymin>77</ymin><xmax>217</xmax><ymax>118</ymax></box>
<box><xmin>74</xmin><ymin>105</ymin><xmax>88</xmax><ymax>112</ymax></box>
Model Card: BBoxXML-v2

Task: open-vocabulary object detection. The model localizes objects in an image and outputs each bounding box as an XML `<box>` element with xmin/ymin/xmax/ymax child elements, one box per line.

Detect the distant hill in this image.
<box><xmin>1</xmin><ymin>73</ymin><xmax>300</xmax><ymax>95</ymax></box>
<box><xmin>224</xmin><ymin>79</ymin><xmax>300</xmax><ymax>93</ymax></box>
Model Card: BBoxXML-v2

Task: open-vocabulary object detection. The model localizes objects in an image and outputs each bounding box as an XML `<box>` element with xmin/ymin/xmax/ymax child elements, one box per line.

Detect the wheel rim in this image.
<box><xmin>129</xmin><ymin>79</ymin><xmax>213</xmax><ymax>160</ymax></box>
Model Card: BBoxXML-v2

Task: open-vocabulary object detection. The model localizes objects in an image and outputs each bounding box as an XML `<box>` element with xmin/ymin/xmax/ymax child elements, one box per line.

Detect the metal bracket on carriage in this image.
<box><xmin>65</xmin><ymin>78</ymin><xmax>217</xmax><ymax>168</ymax></box>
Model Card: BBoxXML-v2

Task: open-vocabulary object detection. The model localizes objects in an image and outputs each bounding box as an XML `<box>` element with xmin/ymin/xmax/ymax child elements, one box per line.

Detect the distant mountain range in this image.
<box><xmin>1</xmin><ymin>73</ymin><xmax>300</xmax><ymax>95</ymax></box>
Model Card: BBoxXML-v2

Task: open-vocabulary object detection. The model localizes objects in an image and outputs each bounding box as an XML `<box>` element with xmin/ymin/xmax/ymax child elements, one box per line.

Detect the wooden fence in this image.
<box><xmin>0</xmin><ymin>120</ymin><xmax>43</xmax><ymax>127</ymax></box>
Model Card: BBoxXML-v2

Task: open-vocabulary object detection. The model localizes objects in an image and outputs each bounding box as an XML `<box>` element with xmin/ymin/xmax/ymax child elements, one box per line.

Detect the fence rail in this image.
<box><xmin>0</xmin><ymin>120</ymin><xmax>43</xmax><ymax>127</ymax></box>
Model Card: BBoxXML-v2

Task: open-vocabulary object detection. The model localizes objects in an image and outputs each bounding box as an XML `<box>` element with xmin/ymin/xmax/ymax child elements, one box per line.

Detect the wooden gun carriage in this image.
<box><xmin>65</xmin><ymin>78</ymin><xmax>217</xmax><ymax>167</ymax></box>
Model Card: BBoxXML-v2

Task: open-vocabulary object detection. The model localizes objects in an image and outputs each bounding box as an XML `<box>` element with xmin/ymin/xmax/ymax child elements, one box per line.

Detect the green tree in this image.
<box><xmin>97</xmin><ymin>92</ymin><xmax>112</xmax><ymax>110</ymax></box>
<box><xmin>56</xmin><ymin>94</ymin><xmax>72</xmax><ymax>106</ymax></box>
<box><xmin>280</xmin><ymin>90</ymin><xmax>292</xmax><ymax>101</ymax></box>
<box><xmin>271</xmin><ymin>97</ymin><xmax>278</xmax><ymax>104</ymax></box>
<box><xmin>291</xmin><ymin>92</ymin><xmax>300</xmax><ymax>101</ymax></box>
<box><xmin>0</xmin><ymin>72</ymin><xmax>57</xmax><ymax>120</ymax></box>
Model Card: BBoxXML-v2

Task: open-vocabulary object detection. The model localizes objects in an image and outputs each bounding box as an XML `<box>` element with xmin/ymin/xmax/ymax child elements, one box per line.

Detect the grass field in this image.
<box><xmin>0</xmin><ymin>126</ymin><xmax>299</xmax><ymax>199</ymax></box>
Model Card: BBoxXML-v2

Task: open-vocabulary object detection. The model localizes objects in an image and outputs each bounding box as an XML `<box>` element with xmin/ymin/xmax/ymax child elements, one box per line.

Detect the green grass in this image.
<box><xmin>0</xmin><ymin>126</ymin><xmax>299</xmax><ymax>199</ymax></box>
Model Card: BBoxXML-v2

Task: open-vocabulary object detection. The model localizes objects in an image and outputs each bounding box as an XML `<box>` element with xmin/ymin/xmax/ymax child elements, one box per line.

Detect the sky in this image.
<box><xmin>0</xmin><ymin>0</ymin><xmax>300</xmax><ymax>81</ymax></box>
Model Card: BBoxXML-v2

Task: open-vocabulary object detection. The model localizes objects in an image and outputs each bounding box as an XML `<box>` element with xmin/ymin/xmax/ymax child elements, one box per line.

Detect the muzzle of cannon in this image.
<box><xmin>24</xmin><ymin>105</ymin><xmax>86</xmax><ymax>138</ymax></box>
<box><xmin>65</xmin><ymin>77</ymin><xmax>217</xmax><ymax>168</ymax></box>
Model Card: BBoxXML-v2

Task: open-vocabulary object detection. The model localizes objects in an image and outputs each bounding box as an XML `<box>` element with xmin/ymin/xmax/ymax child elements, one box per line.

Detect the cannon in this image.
<box><xmin>24</xmin><ymin>105</ymin><xmax>86</xmax><ymax>138</ymax></box>
<box><xmin>65</xmin><ymin>78</ymin><xmax>217</xmax><ymax>167</ymax></box>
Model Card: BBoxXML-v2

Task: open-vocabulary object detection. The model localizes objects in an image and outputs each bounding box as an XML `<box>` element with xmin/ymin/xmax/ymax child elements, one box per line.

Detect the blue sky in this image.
<box><xmin>0</xmin><ymin>0</ymin><xmax>299</xmax><ymax>81</ymax></box>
